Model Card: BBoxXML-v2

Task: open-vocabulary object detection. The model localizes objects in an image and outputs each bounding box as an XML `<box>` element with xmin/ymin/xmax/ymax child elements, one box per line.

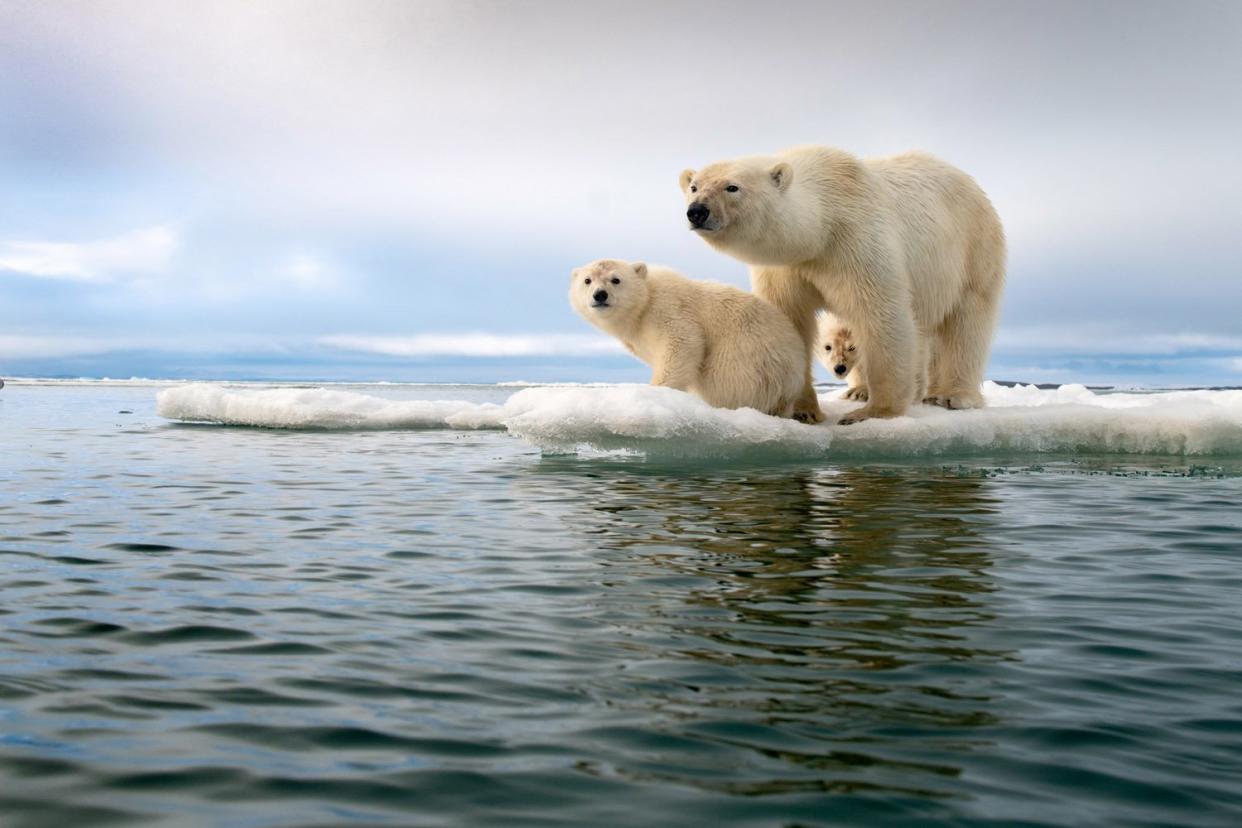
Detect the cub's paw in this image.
<box><xmin>924</xmin><ymin>394</ymin><xmax>984</xmax><ymax>410</ymax></box>
<box><xmin>843</xmin><ymin>386</ymin><xmax>869</xmax><ymax>402</ymax></box>
<box><xmin>792</xmin><ymin>407</ymin><xmax>826</xmax><ymax>425</ymax></box>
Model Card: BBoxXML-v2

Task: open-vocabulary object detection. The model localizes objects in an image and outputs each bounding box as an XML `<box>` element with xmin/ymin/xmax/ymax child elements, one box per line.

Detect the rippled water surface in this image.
<box><xmin>3</xmin><ymin>383</ymin><xmax>1242</xmax><ymax>827</ymax></box>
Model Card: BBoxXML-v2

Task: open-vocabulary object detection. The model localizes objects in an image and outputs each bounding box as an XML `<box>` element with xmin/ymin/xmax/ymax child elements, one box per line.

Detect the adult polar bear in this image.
<box><xmin>681</xmin><ymin>146</ymin><xmax>1005</xmax><ymax>424</ymax></box>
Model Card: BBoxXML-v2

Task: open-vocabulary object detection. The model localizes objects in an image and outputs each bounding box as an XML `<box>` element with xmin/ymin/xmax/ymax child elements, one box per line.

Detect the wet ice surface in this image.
<box><xmin>3</xmin><ymin>382</ymin><xmax>1242</xmax><ymax>827</ymax></box>
<box><xmin>156</xmin><ymin>381</ymin><xmax>1242</xmax><ymax>458</ymax></box>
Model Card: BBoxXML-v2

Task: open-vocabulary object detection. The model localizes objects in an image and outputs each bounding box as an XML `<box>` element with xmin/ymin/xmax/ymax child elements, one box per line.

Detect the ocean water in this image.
<box><xmin>3</xmin><ymin>381</ymin><xmax>1242</xmax><ymax>827</ymax></box>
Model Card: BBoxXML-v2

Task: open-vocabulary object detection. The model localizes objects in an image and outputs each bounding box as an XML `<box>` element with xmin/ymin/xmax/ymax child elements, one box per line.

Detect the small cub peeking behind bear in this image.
<box><xmin>570</xmin><ymin>259</ymin><xmax>806</xmax><ymax>418</ymax></box>
<box><xmin>816</xmin><ymin>313</ymin><xmax>930</xmax><ymax>406</ymax></box>
<box><xmin>816</xmin><ymin>314</ymin><xmax>866</xmax><ymax>401</ymax></box>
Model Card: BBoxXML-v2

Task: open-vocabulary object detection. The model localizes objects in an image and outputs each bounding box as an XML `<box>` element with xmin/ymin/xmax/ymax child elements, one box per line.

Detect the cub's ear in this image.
<box><xmin>631</xmin><ymin>262</ymin><xmax>648</xmax><ymax>278</ymax></box>
<box><xmin>770</xmin><ymin>162</ymin><xmax>792</xmax><ymax>191</ymax></box>
<box><xmin>679</xmin><ymin>169</ymin><xmax>695</xmax><ymax>194</ymax></box>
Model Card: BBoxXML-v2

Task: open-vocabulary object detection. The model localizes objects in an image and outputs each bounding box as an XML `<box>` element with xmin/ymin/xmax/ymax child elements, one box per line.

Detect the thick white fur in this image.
<box><xmin>569</xmin><ymin>259</ymin><xmax>806</xmax><ymax>417</ymax></box>
<box><xmin>816</xmin><ymin>313</ymin><xmax>928</xmax><ymax>404</ymax></box>
<box><xmin>680</xmin><ymin>147</ymin><xmax>1005</xmax><ymax>424</ymax></box>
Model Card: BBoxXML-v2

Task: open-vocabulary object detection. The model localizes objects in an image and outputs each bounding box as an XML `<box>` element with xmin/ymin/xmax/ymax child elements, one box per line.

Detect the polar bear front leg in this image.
<box><xmin>836</xmin><ymin>302</ymin><xmax>917</xmax><ymax>425</ymax></box>
<box><xmin>843</xmin><ymin>365</ymin><xmax>869</xmax><ymax>401</ymax></box>
<box><xmin>651</xmin><ymin>362</ymin><xmax>695</xmax><ymax>392</ymax></box>
<box><xmin>650</xmin><ymin>331</ymin><xmax>704</xmax><ymax>395</ymax></box>
<box><xmin>751</xmin><ymin>267</ymin><xmax>824</xmax><ymax>424</ymax></box>
<box><xmin>912</xmin><ymin>332</ymin><xmax>930</xmax><ymax>404</ymax></box>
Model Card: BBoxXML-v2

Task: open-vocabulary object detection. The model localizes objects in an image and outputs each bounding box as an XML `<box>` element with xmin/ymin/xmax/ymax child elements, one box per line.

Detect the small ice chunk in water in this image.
<box><xmin>155</xmin><ymin>384</ymin><xmax>505</xmax><ymax>431</ymax></box>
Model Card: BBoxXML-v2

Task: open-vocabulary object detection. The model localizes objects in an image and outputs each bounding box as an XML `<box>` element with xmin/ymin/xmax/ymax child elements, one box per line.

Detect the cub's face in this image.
<box><xmin>817</xmin><ymin>319</ymin><xmax>858</xmax><ymax>379</ymax></box>
<box><xmin>568</xmin><ymin>259</ymin><xmax>650</xmax><ymax>327</ymax></box>
<box><xmin>678</xmin><ymin>159</ymin><xmax>792</xmax><ymax>241</ymax></box>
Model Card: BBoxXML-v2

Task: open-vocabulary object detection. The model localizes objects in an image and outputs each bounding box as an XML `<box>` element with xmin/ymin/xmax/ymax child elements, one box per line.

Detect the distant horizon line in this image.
<box><xmin>5</xmin><ymin>375</ymin><xmax>1242</xmax><ymax>393</ymax></box>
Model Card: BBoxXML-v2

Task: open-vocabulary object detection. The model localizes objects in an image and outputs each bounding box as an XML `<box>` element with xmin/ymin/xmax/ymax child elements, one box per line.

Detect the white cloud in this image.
<box><xmin>320</xmin><ymin>333</ymin><xmax>624</xmax><ymax>358</ymax></box>
<box><xmin>280</xmin><ymin>253</ymin><xmax>335</xmax><ymax>291</ymax></box>
<box><xmin>0</xmin><ymin>332</ymin><xmax>288</xmax><ymax>360</ymax></box>
<box><xmin>0</xmin><ymin>335</ymin><xmax>127</xmax><ymax>359</ymax></box>
<box><xmin>0</xmin><ymin>226</ymin><xmax>177</xmax><ymax>282</ymax></box>
<box><xmin>995</xmin><ymin>328</ymin><xmax>1242</xmax><ymax>356</ymax></box>
<box><xmin>1</xmin><ymin>331</ymin><xmax>623</xmax><ymax>361</ymax></box>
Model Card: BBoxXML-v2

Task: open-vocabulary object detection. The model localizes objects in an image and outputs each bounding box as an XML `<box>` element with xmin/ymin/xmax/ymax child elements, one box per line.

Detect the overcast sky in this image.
<box><xmin>2</xmin><ymin>0</ymin><xmax>1240</xmax><ymax>383</ymax></box>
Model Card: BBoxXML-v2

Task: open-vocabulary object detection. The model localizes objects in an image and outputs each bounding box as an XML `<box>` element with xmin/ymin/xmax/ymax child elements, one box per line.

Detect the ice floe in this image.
<box><xmin>156</xmin><ymin>381</ymin><xmax>1242</xmax><ymax>458</ymax></box>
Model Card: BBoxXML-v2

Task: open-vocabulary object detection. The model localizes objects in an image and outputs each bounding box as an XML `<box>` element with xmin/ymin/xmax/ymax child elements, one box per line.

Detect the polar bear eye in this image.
<box><xmin>725</xmin><ymin>184</ymin><xmax>739</xmax><ymax>193</ymax></box>
<box><xmin>584</xmin><ymin>278</ymin><xmax>591</xmax><ymax>285</ymax></box>
<box><xmin>824</xmin><ymin>345</ymin><xmax>832</xmax><ymax>352</ymax></box>
<box><xmin>689</xmin><ymin>185</ymin><xmax>697</xmax><ymax>193</ymax></box>
<box><xmin>848</xmin><ymin>345</ymin><xmax>856</xmax><ymax>352</ymax></box>
<box><xmin>610</xmin><ymin>277</ymin><xmax>620</xmax><ymax>285</ymax></box>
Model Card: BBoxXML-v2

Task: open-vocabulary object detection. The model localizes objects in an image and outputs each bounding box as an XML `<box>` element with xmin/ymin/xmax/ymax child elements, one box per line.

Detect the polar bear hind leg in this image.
<box><xmin>925</xmin><ymin>285</ymin><xmax>999</xmax><ymax>410</ymax></box>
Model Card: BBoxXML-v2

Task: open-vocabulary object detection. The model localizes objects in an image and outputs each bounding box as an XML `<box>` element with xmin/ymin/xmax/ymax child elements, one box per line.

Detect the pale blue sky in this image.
<box><xmin>1</xmin><ymin>0</ymin><xmax>1240</xmax><ymax>384</ymax></box>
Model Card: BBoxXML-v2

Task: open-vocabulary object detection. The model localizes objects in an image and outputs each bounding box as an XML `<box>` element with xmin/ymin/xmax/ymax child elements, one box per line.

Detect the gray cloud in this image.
<box><xmin>1</xmin><ymin>0</ymin><xmax>1240</xmax><ymax>354</ymax></box>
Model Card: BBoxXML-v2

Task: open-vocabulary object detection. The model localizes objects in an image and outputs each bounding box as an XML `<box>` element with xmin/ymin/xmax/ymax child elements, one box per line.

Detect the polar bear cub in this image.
<box><xmin>569</xmin><ymin>259</ymin><xmax>806</xmax><ymax>418</ymax></box>
<box><xmin>816</xmin><ymin>314</ymin><xmax>866</xmax><ymax>401</ymax></box>
<box><xmin>816</xmin><ymin>313</ymin><xmax>929</xmax><ymax>405</ymax></box>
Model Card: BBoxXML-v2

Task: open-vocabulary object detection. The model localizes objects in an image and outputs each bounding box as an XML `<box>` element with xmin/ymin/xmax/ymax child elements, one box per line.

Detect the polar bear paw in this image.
<box><xmin>924</xmin><ymin>393</ymin><xmax>984</xmax><ymax>410</ymax></box>
<box><xmin>836</xmin><ymin>404</ymin><xmax>904</xmax><ymax>425</ymax></box>
<box><xmin>836</xmin><ymin>410</ymin><xmax>871</xmax><ymax>425</ymax></box>
<box><xmin>792</xmin><ymin>407</ymin><xmax>826</xmax><ymax>425</ymax></box>
<box><xmin>843</xmin><ymin>386</ymin><xmax>869</xmax><ymax>401</ymax></box>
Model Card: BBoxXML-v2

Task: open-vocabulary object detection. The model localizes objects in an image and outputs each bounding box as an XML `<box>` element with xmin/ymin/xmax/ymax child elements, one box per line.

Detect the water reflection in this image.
<box><xmin>525</xmin><ymin>461</ymin><xmax>1013</xmax><ymax>798</ymax></box>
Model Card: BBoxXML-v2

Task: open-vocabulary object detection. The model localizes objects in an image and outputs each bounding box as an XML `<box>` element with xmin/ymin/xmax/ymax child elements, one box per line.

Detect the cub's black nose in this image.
<box><xmin>834</xmin><ymin>364</ymin><xmax>848</xmax><ymax>376</ymax></box>
<box><xmin>593</xmin><ymin>290</ymin><xmax>609</xmax><ymax>303</ymax></box>
<box><xmin>686</xmin><ymin>202</ymin><xmax>710</xmax><ymax>227</ymax></box>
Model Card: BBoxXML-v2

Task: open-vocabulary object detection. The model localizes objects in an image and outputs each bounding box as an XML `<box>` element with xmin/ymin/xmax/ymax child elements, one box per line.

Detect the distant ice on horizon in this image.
<box><xmin>155</xmin><ymin>382</ymin><xmax>1242</xmax><ymax>459</ymax></box>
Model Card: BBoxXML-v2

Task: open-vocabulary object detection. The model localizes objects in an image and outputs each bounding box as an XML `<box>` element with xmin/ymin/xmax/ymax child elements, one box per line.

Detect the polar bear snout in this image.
<box><xmin>834</xmin><ymin>363</ymin><xmax>848</xmax><ymax>376</ymax></box>
<box><xmin>592</xmin><ymin>289</ymin><xmax>610</xmax><ymax>306</ymax></box>
<box><xmin>686</xmin><ymin>202</ymin><xmax>711</xmax><ymax>229</ymax></box>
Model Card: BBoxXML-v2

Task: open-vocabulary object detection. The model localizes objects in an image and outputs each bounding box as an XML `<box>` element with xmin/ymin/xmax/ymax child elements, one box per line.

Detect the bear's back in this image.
<box><xmin>647</xmin><ymin>267</ymin><xmax>795</xmax><ymax>342</ymax></box>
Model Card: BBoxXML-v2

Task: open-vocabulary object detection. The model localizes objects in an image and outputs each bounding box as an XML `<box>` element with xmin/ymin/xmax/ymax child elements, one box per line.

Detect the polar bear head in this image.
<box><xmin>679</xmin><ymin>156</ymin><xmax>800</xmax><ymax>264</ymax></box>
<box><xmin>816</xmin><ymin>314</ymin><xmax>858</xmax><ymax>379</ymax></box>
<box><xmin>568</xmin><ymin>259</ymin><xmax>650</xmax><ymax>332</ymax></box>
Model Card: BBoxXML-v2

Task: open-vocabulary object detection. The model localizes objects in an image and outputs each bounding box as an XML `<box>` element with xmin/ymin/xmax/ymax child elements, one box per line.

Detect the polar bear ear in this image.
<box><xmin>679</xmin><ymin>169</ymin><xmax>695</xmax><ymax>194</ymax></box>
<box><xmin>770</xmin><ymin>162</ymin><xmax>792</xmax><ymax>191</ymax></box>
<box><xmin>631</xmin><ymin>262</ymin><xmax>648</xmax><ymax>278</ymax></box>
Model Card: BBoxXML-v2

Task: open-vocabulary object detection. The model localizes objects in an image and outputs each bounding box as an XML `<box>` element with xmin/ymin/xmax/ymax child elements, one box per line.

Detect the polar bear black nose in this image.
<box><xmin>686</xmin><ymin>202</ymin><xmax>710</xmax><ymax>227</ymax></box>
<box><xmin>834</xmin><ymin>364</ymin><xmax>848</xmax><ymax>376</ymax></box>
<box><xmin>593</xmin><ymin>290</ymin><xmax>609</xmax><ymax>303</ymax></box>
